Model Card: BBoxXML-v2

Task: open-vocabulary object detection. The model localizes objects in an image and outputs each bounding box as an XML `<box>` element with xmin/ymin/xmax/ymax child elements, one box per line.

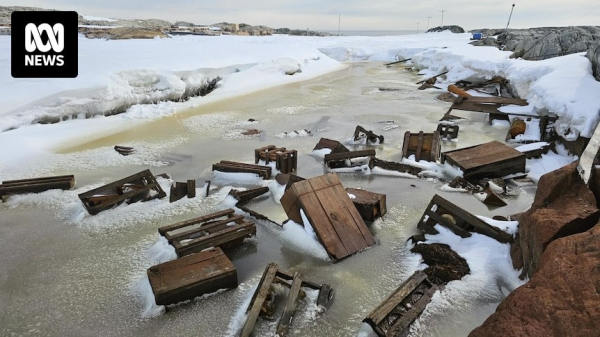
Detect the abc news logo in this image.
<box><xmin>12</xmin><ymin>11</ymin><xmax>78</xmax><ymax>78</ymax></box>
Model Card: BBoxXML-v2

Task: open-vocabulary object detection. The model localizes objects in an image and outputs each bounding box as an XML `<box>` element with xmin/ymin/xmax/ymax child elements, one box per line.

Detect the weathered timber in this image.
<box><xmin>313</xmin><ymin>138</ymin><xmax>349</xmax><ymax>154</ymax></box>
<box><xmin>437</xmin><ymin>124</ymin><xmax>459</xmax><ymax>139</ymax></box>
<box><xmin>187</xmin><ymin>179</ymin><xmax>196</xmax><ymax>198</ymax></box>
<box><xmin>417</xmin><ymin>194</ymin><xmax>513</xmax><ymax>243</ymax></box>
<box><xmin>254</xmin><ymin>145</ymin><xmax>298</xmax><ymax>174</ymax></box>
<box><xmin>205</xmin><ymin>180</ymin><xmax>211</xmax><ymax>197</ymax></box>
<box><xmin>518</xmin><ymin>142</ymin><xmax>551</xmax><ymax>159</ymax></box>
<box><xmin>324</xmin><ymin>149</ymin><xmax>376</xmax><ymax>169</ymax></box>
<box><xmin>158</xmin><ymin>208</ymin><xmax>256</xmax><ymax>257</ymax></box>
<box><xmin>147</xmin><ymin>247</ymin><xmax>237</xmax><ymax>306</ymax></box>
<box><xmin>416</xmin><ymin>71</ymin><xmax>449</xmax><ymax>85</ymax></box>
<box><xmin>0</xmin><ymin>175</ymin><xmax>75</xmax><ymax>200</ymax></box>
<box><xmin>280</xmin><ymin>173</ymin><xmax>376</xmax><ymax>261</ymax></box>
<box><xmin>460</xmin><ymin>95</ymin><xmax>528</xmax><ymax>106</ymax></box>
<box><xmin>441</xmin><ymin>140</ymin><xmax>526</xmax><ymax>180</ymax></box>
<box><xmin>402</xmin><ymin>131</ymin><xmax>441</xmax><ymax>162</ymax></box>
<box><xmin>114</xmin><ymin>145</ymin><xmax>134</xmax><ymax>156</ymax></box>
<box><xmin>274</xmin><ymin>173</ymin><xmax>307</xmax><ymax>191</ymax></box>
<box><xmin>240</xmin><ymin>263</ymin><xmax>334</xmax><ymax>337</ymax></box>
<box><xmin>477</xmin><ymin>188</ymin><xmax>507</xmax><ymax>207</ymax></box>
<box><xmin>384</xmin><ymin>58</ymin><xmax>411</xmax><ymax>66</ymax></box>
<box><xmin>170</xmin><ymin>182</ymin><xmax>188</xmax><ymax>203</ymax></box>
<box><xmin>78</xmin><ymin>170</ymin><xmax>166</xmax><ymax>215</ymax></box>
<box><xmin>229</xmin><ymin>186</ymin><xmax>270</xmax><ymax>206</ymax></box>
<box><xmin>363</xmin><ymin>270</ymin><xmax>439</xmax><ymax>337</ymax></box>
<box><xmin>212</xmin><ymin>161</ymin><xmax>272</xmax><ymax>179</ymax></box>
<box><xmin>353</xmin><ymin>125</ymin><xmax>384</xmax><ymax>144</ymax></box>
<box><xmin>418</xmin><ymin>83</ymin><xmax>442</xmax><ymax>90</ymax></box>
<box><xmin>346</xmin><ymin>188</ymin><xmax>387</xmax><ymax>222</ymax></box>
<box><xmin>447</xmin><ymin>84</ymin><xmax>471</xmax><ymax>98</ymax></box>
<box><xmin>371</xmin><ymin>158</ymin><xmax>422</xmax><ymax>176</ymax></box>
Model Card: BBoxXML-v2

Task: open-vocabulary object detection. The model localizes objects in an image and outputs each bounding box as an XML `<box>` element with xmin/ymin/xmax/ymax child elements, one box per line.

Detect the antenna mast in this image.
<box><xmin>506</xmin><ymin>4</ymin><xmax>515</xmax><ymax>30</ymax></box>
<box><xmin>338</xmin><ymin>13</ymin><xmax>341</xmax><ymax>36</ymax></box>
<box><xmin>440</xmin><ymin>10</ymin><xmax>447</xmax><ymax>26</ymax></box>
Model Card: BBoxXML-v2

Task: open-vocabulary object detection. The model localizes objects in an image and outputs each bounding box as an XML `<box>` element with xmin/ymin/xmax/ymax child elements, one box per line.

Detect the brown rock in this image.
<box><xmin>512</xmin><ymin>162</ymin><xmax>599</xmax><ymax>278</ymax></box>
<box><xmin>470</xmin><ymin>223</ymin><xmax>600</xmax><ymax>337</ymax></box>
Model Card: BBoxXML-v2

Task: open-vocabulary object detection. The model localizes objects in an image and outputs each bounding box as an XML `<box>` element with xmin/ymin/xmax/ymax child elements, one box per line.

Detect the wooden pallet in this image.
<box><xmin>441</xmin><ymin>140</ymin><xmax>526</xmax><ymax>180</ymax></box>
<box><xmin>212</xmin><ymin>161</ymin><xmax>272</xmax><ymax>179</ymax></box>
<box><xmin>437</xmin><ymin>124</ymin><xmax>459</xmax><ymax>139</ymax></box>
<box><xmin>364</xmin><ymin>271</ymin><xmax>439</xmax><ymax>337</ymax></box>
<box><xmin>158</xmin><ymin>208</ymin><xmax>256</xmax><ymax>257</ymax></box>
<box><xmin>147</xmin><ymin>247</ymin><xmax>237</xmax><ymax>306</ymax></box>
<box><xmin>280</xmin><ymin>173</ymin><xmax>376</xmax><ymax>261</ymax></box>
<box><xmin>417</xmin><ymin>194</ymin><xmax>513</xmax><ymax>243</ymax></box>
<box><xmin>169</xmin><ymin>180</ymin><xmax>196</xmax><ymax>203</ymax></box>
<box><xmin>371</xmin><ymin>158</ymin><xmax>422</xmax><ymax>176</ymax></box>
<box><xmin>402</xmin><ymin>131</ymin><xmax>441</xmax><ymax>162</ymax></box>
<box><xmin>254</xmin><ymin>145</ymin><xmax>298</xmax><ymax>174</ymax></box>
<box><xmin>0</xmin><ymin>175</ymin><xmax>75</xmax><ymax>201</ymax></box>
<box><xmin>346</xmin><ymin>188</ymin><xmax>387</xmax><ymax>222</ymax></box>
<box><xmin>324</xmin><ymin>149</ymin><xmax>376</xmax><ymax>169</ymax></box>
<box><xmin>239</xmin><ymin>263</ymin><xmax>334</xmax><ymax>337</ymax></box>
<box><xmin>313</xmin><ymin>138</ymin><xmax>349</xmax><ymax>154</ymax></box>
<box><xmin>78</xmin><ymin>170</ymin><xmax>166</xmax><ymax>215</ymax></box>
<box><xmin>353</xmin><ymin>125</ymin><xmax>384</xmax><ymax>144</ymax></box>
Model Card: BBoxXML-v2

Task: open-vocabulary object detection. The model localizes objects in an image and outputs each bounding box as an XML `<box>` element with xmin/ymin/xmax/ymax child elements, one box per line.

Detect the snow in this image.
<box><xmin>516</xmin><ymin>142</ymin><xmax>549</xmax><ymax>153</ymax></box>
<box><xmin>82</xmin><ymin>15</ymin><xmax>118</xmax><ymax>22</ymax></box>
<box><xmin>525</xmin><ymin>143</ymin><xmax>578</xmax><ymax>183</ymax></box>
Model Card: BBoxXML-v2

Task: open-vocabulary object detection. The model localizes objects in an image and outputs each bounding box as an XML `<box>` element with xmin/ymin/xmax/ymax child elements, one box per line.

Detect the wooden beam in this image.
<box><xmin>276</xmin><ymin>272</ymin><xmax>303</xmax><ymax>337</ymax></box>
<box><xmin>240</xmin><ymin>263</ymin><xmax>279</xmax><ymax>337</ymax></box>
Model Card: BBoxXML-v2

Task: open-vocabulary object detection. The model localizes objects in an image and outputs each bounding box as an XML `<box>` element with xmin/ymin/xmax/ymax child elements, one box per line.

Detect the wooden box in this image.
<box><xmin>254</xmin><ymin>145</ymin><xmax>298</xmax><ymax>174</ymax></box>
<box><xmin>346</xmin><ymin>188</ymin><xmax>387</xmax><ymax>222</ymax></box>
<box><xmin>402</xmin><ymin>131</ymin><xmax>441</xmax><ymax>162</ymax></box>
<box><xmin>147</xmin><ymin>247</ymin><xmax>237</xmax><ymax>306</ymax></box>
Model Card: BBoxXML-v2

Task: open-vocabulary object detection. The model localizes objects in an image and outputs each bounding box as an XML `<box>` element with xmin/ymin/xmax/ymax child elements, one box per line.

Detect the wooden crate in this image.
<box><xmin>212</xmin><ymin>160</ymin><xmax>272</xmax><ymax>179</ymax></box>
<box><xmin>147</xmin><ymin>247</ymin><xmax>237</xmax><ymax>306</ymax></box>
<box><xmin>158</xmin><ymin>208</ymin><xmax>256</xmax><ymax>257</ymax></box>
<box><xmin>254</xmin><ymin>145</ymin><xmax>298</xmax><ymax>174</ymax></box>
<box><xmin>324</xmin><ymin>149</ymin><xmax>376</xmax><ymax>169</ymax></box>
<box><xmin>364</xmin><ymin>271</ymin><xmax>439</xmax><ymax>337</ymax></box>
<box><xmin>0</xmin><ymin>175</ymin><xmax>75</xmax><ymax>201</ymax></box>
<box><xmin>280</xmin><ymin>173</ymin><xmax>376</xmax><ymax>262</ymax></box>
<box><xmin>441</xmin><ymin>140</ymin><xmax>526</xmax><ymax>180</ymax></box>
<box><xmin>313</xmin><ymin>138</ymin><xmax>349</xmax><ymax>154</ymax></box>
<box><xmin>401</xmin><ymin>131</ymin><xmax>441</xmax><ymax>162</ymax></box>
<box><xmin>240</xmin><ymin>263</ymin><xmax>334</xmax><ymax>337</ymax></box>
<box><xmin>417</xmin><ymin>194</ymin><xmax>513</xmax><ymax>243</ymax></box>
<box><xmin>437</xmin><ymin>124</ymin><xmax>459</xmax><ymax>139</ymax></box>
<box><xmin>78</xmin><ymin>170</ymin><xmax>166</xmax><ymax>215</ymax></box>
<box><xmin>346</xmin><ymin>188</ymin><xmax>387</xmax><ymax>222</ymax></box>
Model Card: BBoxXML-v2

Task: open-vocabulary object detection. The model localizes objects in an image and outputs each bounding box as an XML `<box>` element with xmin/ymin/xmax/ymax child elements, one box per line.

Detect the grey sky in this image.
<box><xmin>3</xmin><ymin>1</ymin><xmax>599</xmax><ymax>30</ymax></box>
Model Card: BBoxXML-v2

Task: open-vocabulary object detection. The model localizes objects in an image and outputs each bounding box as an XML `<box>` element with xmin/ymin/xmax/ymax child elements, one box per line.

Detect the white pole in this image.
<box><xmin>440</xmin><ymin>10</ymin><xmax>447</xmax><ymax>26</ymax></box>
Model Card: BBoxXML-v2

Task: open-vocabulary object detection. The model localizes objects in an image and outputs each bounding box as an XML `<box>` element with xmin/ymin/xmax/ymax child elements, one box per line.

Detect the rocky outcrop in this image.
<box><xmin>511</xmin><ymin>162</ymin><xmax>600</xmax><ymax>279</ymax></box>
<box><xmin>587</xmin><ymin>43</ymin><xmax>600</xmax><ymax>81</ymax></box>
<box><xmin>469</xmin><ymin>37</ymin><xmax>500</xmax><ymax>47</ymax></box>
<box><xmin>81</xmin><ymin>27</ymin><xmax>167</xmax><ymax>40</ymax></box>
<box><xmin>470</xmin><ymin>221</ymin><xmax>600</xmax><ymax>337</ymax></box>
<box><xmin>426</xmin><ymin>25</ymin><xmax>465</xmax><ymax>33</ymax></box>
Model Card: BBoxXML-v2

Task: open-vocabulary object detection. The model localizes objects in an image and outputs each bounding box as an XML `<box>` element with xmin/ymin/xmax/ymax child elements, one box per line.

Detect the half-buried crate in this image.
<box><xmin>254</xmin><ymin>145</ymin><xmax>298</xmax><ymax>174</ymax></box>
<box><xmin>402</xmin><ymin>131</ymin><xmax>441</xmax><ymax>162</ymax></box>
<box><xmin>158</xmin><ymin>208</ymin><xmax>256</xmax><ymax>257</ymax></box>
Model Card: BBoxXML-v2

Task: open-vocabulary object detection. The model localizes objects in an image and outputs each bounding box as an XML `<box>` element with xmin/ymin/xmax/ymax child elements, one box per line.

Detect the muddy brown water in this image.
<box><xmin>0</xmin><ymin>63</ymin><xmax>534</xmax><ymax>336</ymax></box>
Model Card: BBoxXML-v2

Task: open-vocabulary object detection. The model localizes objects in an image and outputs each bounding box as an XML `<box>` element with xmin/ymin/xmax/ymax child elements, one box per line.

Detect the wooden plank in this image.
<box><xmin>164</xmin><ymin>214</ymin><xmax>245</xmax><ymax>242</ymax></box>
<box><xmin>416</xmin><ymin>71</ymin><xmax>449</xmax><ymax>84</ymax></box>
<box><xmin>402</xmin><ymin>131</ymin><xmax>410</xmax><ymax>159</ymax></box>
<box><xmin>173</xmin><ymin>222</ymin><xmax>256</xmax><ymax>257</ymax></box>
<box><xmin>170</xmin><ymin>182</ymin><xmax>188</xmax><ymax>203</ymax></box>
<box><xmin>78</xmin><ymin>170</ymin><xmax>151</xmax><ymax>198</ymax></box>
<box><xmin>187</xmin><ymin>180</ymin><xmax>196</xmax><ymax>198</ymax></box>
<box><xmin>416</xmin><ymin>131</ymin><xmax>424</xmax><ymax>161</ymax></box>
<box><xmin>313</xmin><ymin>138</ymin><xmax>349</xmax><ymax>153</ymax></box>
<box><xmin>346</xmin><ymin>188</ymin><xmax>387</xmax><ymax>222</ymax></box>
<box><xmin>442</xmin><ymin>141</ymin><xmax>524</xmax><ymax>171</ymax></box>
<box><xmin>463</xmin><ymin>96</ymin><xmax>528</xmax><ymax>106</ymax></box>
<box><xmin>276</xmin><ymin>272</ymin><xmax>303</xmax><ymax>337</ymax></box>
<box><xmin>241</xmin><ymin>263</ymin><xmax>279</xmax><ymax>337</ymax></box>
<box><xmin>451</xmin><ymin>100</ymin><xmax>502</xmax><ymax>114</ymax></box>
<box><xmin>371</xmin><ymin>158</ymin><xmax>422</xmax><ymax>175</ymax></box>
<box><xmin>316</xmin><ymin>283</ymin><xmax>334</xmax><ymax>309</ymax></box>
<box><xmin>431</xmin><ymin>130</ymin><xmax>441</xmax><ymax>161</ymax></box>
<box><xmin>386</xmin><ymin>284</ymin><xmax>438</xmax><ymax>337</ymax></box>
<box><xmin>158</xmin><ymin>209</ymin><xmax>235</xmax><ymax>235</ymax></box>
<box><xmin>212</xmin><ymin>161</ymin><xmax>271</xmax><ymax>179</ymax></box>
<box><xmin>230</xmin><ymin>187</ymin><xmax>270</xmax><ymax>205</ymax></box>
<box><xmin>276</xmin><ymin>270</ymin><xmax>322</xmax><ymax>290</ymax></box>
<box><xmin>384</xmin><ymin>58</ymin><xmax>411</xmax><ymax>66</ymax></box>
<box><xmin>324</xmin><ymin>149</ymin><xmax>376</xmax><ymax>162</ymax></box>
<box><xmin>0</xmin><ymin>180</ymin><xmax>74</xmax><ymax>195</ymax></box>
<box><xmin>2</xmin><ymin>175</ymin><xmax>74</xmax><ymax>186</ymax></box>
<box><xmin>147</xmin><ymin>247</ymin><xmax>237</xmax><ymax>306</ymax></box>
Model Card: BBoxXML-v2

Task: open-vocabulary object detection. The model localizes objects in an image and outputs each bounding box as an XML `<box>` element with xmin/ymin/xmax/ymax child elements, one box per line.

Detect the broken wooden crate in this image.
<box><xmin>78</xmin><ymin>170</ymin><xmax>166</xmax><ymax>215</ymax></box>
<box><xmin>280</xmin><ymin>173</ymin><xmax>376</xmax><ymax>261</ymax></box>
<box><xmin>239</xmin><ymin>263</ymin><xmax>334</xmax><ymax>337</ymax></box>
<box><xmin>441</xmin><ymin>140</ymin><xmax>526</xmax><ymax>180</ymax></box>
<box><xmin>324</xmin><ymin>149</ymin><xmax>376</xmax><ymax>169</ymax></box>
<box><xmin>275</xmin><ymin>173</ymin><xmax>306</xmax><ymax>191</ymax></box>
<box><xmin>363</xmin><ymin>270</ymin><xmax>439</xmax><ymax>337</ymax></box>
<box><xmin>147</xmin><ymin>247</ymin><xmax>237</xmax><ymax>306</ymax></box>
<box><xmin>445</xmin><ymin>96</ymin><xmax>532</xmax><ymax>124</ymax></box>
<box><xmin>346</xmin><ymin>188</ymin><xmax>387</xmax><ymax>222</ymax></box>
<box><xmin>169</xmin><ymin>179</ymin><xmax>196</xmax><ymax>203</ymax></box>
<box><xmin>313</xmin><ymin>137</ymin><xmax>349</xmax><ymax>154</ymax></box>
<box><xmin>114</xmin><ymin>145</ymin><xmax>134</xmax><ymax>156</ymax></box>
<box><xmin>402</xmin><ymin>131</ymin><xmax>441</xmax><ymax>162</ymax></box>
<box><xmin>371</xmin><ymin>158</ymin><xmax>422</xmax><ymax>176</ymax></box>
<box><xmin>254</xmin><ymin>145</ymin><xmax>298</xmax><ymax>174</ymax></box>
<box><xmin>229</xmin><ymin>186</ymin><xmax>270</xmax><ymax>206</ymax></box>
<box><xmin>437</xmin><ymin>124</ymin><xmax>459</xmax><ymax>140</ymax></box>
<box><xmin>212</xmin><ymin>160</ymin><xmax>272</xmax><ymax>179</ymax></box>
<box><xmin>353</xmin><ymin>125</ymin><xmax>384</xmax><ymax>144</ymax></box>
<box><xmin>0</xmin><ymin>175</ymin><xmax>75</xmax><ymax>201</ymax></box>
<box><xmin>417</xmin><ymin>194</ymin><xmax>513</xmax><ymax>243</ymax></box>
<box><xmin>158</xmin><ymin>208</ymin><xmax>256</xmax><ymax>257</ymax></box>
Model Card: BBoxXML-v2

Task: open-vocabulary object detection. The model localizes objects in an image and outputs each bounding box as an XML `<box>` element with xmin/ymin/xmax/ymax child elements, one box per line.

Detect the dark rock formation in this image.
<box><xmin>411</xmin><ymin>243</ymin><xmax>470</xmax><ymax>285</ymax></box>
<box><xmin>587</xmin><ymin>43</ymin><xmax>600</xmax><ymax>81</ymax></box>
<box><xmin>470</xmin><ymin>222</ymin><xmax>600</xmax><ymax>337</ymax></box>
<box><xmin>426</xmin><ymin>25</ymin><xmax>465</xmax><ymax>33</ymax></box>
<box><xmin>469</xmin><ymin>37</ymin><xmax>500</xmax><ymax>47</ymax></box>
<box><xmin>511</xmin><ymin>162</ymin><xmax>600</xmax><ymax>278</ymax></box>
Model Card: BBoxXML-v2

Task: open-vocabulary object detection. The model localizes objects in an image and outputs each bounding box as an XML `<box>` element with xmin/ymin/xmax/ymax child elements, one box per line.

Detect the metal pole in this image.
<box><xmin>416</xmin><ymin>22</ymin><xmax>419</xmax><ymax>34</ymax></box>
<box><xmin>426</xmin><ymin>16</ymin><xmax>432</xmax><ymax>30</ymax></box>
<box><xmin>506</xmin><ymin>4</ymin><xmax>515</xmax><ymax>30</ymax></box>
<box><xmin>338</xmin><ymin>13</ymin><xmax>340</xmax><ymax>36</ymax></box>
<box><xmin>440</xmin><ymin>10</ymin><xmax>447</xmax><ymax>26</ymax></box>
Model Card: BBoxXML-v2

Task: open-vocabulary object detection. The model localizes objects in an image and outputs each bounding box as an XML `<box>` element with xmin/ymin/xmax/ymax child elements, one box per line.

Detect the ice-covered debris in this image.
<box><xmin>276</xmin><ymin>57</ymin><xmax>302</xmax><ymax>75</ymax></box>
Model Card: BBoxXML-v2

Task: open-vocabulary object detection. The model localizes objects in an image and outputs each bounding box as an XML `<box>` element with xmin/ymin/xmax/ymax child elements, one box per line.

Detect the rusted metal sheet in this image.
<box><xmin>158</xmin><ymin>208</ymin><xmax>256</xmax><ymax>257</ymax></box>
<box><xmin>346</xmin><ymin>188</ymin><xmax>387</xmax><ymax>222</ymax></box>
<box><xmin>353</xmin><ymin>125</ymin><xmax>384</xmax><ymax>144</ymax></box>
<box><xmin>441</xmin><ymin>140</ymin><xmax>526</xmax><ymax>180</ymax></box>
<box><xmin>78</xmin><ymin>170</ymin><xmax>166</xmax><ymax>215</ymax></box>
<box><xmin>417</xmin><ymin>194</ymin><xmax>513</xmax><ymax>243</ymax></box>
<box><xmin>363</xmin><ymin>270</ymin><xmax>439</xmax><ymax>337</ymax></box>
<box><xmin>437</xmin><ymin>124</ymin><xmax>459</xmax><ymax>140</ymax></box>
<box><xmin>0</xmin><ymin>175</ymin><xmax>75</xmax><ymax>201</ymax></box>
<box><xmin>280</xmin><ymin>173</ymin><xmax>376</xmax><ymax>262</ymax></box>
<box><xmin>254</xmin><ymin>145</ymin><xmax>298</xmax><ymax>174</ymax></box>
<box><xmin>324</xmin><ymin>149</ymin><xmax>376</xmax><ymax>169</ymax></box>
<box><xmin>240</xmin><ymin>263</ymin><xmax>334</xmax><ymax>337</ymax></box>
<box><xmin>212</xmin><ymin>160</ymin><xmax>272</xmax><ymax>179</ymax></box>
<box><xmin>401</xmin><ymin>131</ymin><xmax>441</xmax><ymax>162</ymax></box>
<box><xmin>147</xmin><ymin>247</ymin><xmax>237</xmax><ymax>306</ymax></box>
